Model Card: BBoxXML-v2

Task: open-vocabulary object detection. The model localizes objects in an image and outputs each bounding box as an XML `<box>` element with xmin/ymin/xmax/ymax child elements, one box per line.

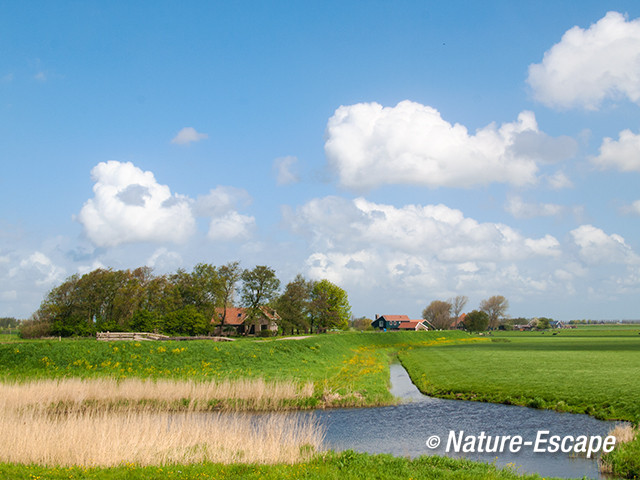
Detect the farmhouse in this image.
<box><xmin>371</xmin><ymin>314</ymin><xmax>430</xmax><ymax>331</ymax></box>
<box><xmin>212</xmin><ymin>306</ymin><xmax>280</xmax><ymax>336</ymax></box>
<box><xmin>450</xmin><ymin>313</ymin><xmax>467</xmax><ymax>330</ymax></box>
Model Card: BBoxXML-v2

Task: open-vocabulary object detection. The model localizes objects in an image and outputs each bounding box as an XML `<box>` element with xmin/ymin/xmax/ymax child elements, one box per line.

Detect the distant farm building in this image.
<box><xmin>212</xmin><ymin>306</ymin><xmax>280</xmax><ymax>336</ymax></box>
<box><xmin>371</xmin><ymin>314</ymin><xmax>431</xmax><ymax>331</ymax></box>
<box><xmin>450</xmin><ymin>313</ymin><xmax>467</xmax><ymax>330</ymax></box>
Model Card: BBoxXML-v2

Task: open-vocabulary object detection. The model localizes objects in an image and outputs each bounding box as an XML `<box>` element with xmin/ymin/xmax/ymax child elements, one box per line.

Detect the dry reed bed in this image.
<box><xmin>1</xmin><ymin>377</ymin><xmax>315</xmax><ymax>412</ymax></box>
<box><xmin>599</xmin><ymin>423</ymin><xmax>637</xmax><ymax>475</ymax></box>
<box><xmin>0</xmin><ymin>378</ymin><xmax>323</xmax><ymax>467</ymax></box>
<box><xmin>0</xmin><ymin>408</ymin><xmax>324</xmax><ymax>466</ymax></box>
<box><xmin>607</xmin><ymin>423</ymin><xmax>636</xmax><ymax>444</ymax></box>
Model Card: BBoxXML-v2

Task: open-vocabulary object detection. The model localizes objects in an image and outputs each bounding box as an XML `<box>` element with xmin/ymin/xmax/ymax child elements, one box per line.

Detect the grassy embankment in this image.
<box><xmin>0</xmin><ymin>330</ymin><xmax>479</xmax><ymax>409</ymax></box>
<box><xmin>398</xmin><ymin>326</ymin><xmax>640</xmax><ymax>478</ymax></box>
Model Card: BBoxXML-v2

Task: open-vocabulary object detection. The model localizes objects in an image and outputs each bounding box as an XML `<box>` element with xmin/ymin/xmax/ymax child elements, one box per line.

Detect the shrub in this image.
<box><xmin>19</xmin><ymin>316</ymin><xmax>53</xmax><ymax>339</ymax></box>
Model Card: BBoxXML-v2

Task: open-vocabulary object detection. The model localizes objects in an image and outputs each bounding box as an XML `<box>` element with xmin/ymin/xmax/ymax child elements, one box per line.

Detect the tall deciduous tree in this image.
<box><xmin>310</xmin><ymin>279</ymin><xmax>351</xmax><ymax>332</ymax></box>
<box><xmin>422</xmin><ymin>300</ymin><xmax>452</xmax><ymax>330</ymax></box>
<box><xmin>449</xmin><ymin>295</ymin><xmax>469</xmax><ymax>320</ymax></box>
<box><xmin>217</xmin><ymin>261</ymin><xmax>242</xmax><ymax>332</ymax></box>
<box><xmin>241</xmin><ymin>266</ymin><xmax>281</xmax><ymax>330</ymax></box>
<box><xmin>190</xmin><ymin>263</ymin><xmax>222</xmax><ymax>319</ymax></box>
<box><xmin>275</xmin><ymin>274</ymin><xmax>313</xmax><ymax>334</ymax></box>
<box><xmin>480</xmin><ymin>295</ymin><xmax>509</xmax><ymax>329</ymax></box>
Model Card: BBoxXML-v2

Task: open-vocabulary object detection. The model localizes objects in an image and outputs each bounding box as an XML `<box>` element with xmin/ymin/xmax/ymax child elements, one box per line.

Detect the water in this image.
<box><xmin>307</xmin><ymin>364</ymin><xmax>621</xmax><ymax>479</ymax></box>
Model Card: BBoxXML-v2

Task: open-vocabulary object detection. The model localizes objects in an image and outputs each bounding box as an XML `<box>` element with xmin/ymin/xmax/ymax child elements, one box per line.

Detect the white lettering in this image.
<box><xmin>534</xmin><ymin>430</ymin><xmax>549</xmax><ymax>453</ymax></box>
<box><xmin>587</xmin><ymin>436</ymin><xmax>603</xmax><ymax>458</ymax></box>
<box><xmin>438</xmin><ymin>431</ymin><xmax>613</xmax><ymax>456</ymax></box>
<box><xmin>446</xmin><ymin>430</ymin><xmax>463</xmax><ymax>452</ymax></box>
<box><xmin>509</xmin><ymin>435</ymin><xmax>523</xmax><ymax>453</ymax></box>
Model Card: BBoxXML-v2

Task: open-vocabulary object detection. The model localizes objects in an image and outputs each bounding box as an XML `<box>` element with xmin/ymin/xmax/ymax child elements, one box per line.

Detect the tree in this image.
<box><xmin>480</xmin><ymin>295</ymin><xmax>509</xmax><ymax>329</ymax></box>
<box><xmin>351</xmin><ymin>316</ymin><xmax>373</xmax><ymax>331</ymax></box>
<box><xmin>217</xmin><ymin>261</ymin><xmax>242</xmax><ymax>332</ymax></box>
<box><xmin>422</xmin><ymin>300</ymin><xmax>452</xmax><ymax>330</ymax></box>
<box><xmin>537</xmin><ymin>317</ymin><xmax>552</xmax><ymax>330</ymax></box>
<box><xmin>463</xmin><ymin>310</ymin><xmax>489</xmax><ymax>332</ymax></box>
<box><xmin>241</xmin><ymin>266</ymin><xmax>281</xmax><ymax>330</ymax></box>
<box><xmin>189</xmin><ymin>263</ymin><xmax>223</xmax><ymax>319</ymax></box>
<box><xmin>0</xmin><ymin>317</ymin><xmax>20</xmax><ymax>329</ymax></box>
<box><xmin>161</xmin><ymin>305</ymin><xmax>208</xmax><ymax>336</ymax></box>
<box><xmin>130</xmin><ymin>309</ymin><xmax>160</xmax><ymax>332</ymax></box>
<box><xmin>449</xmin><ymin>295</ymin><xmax>469</xmax><ymax>319</ymax></box>
<box><xmin>275</xmin><ymin>274</ymin><xmax>313</xmax><ymax>334</ymax></box>
<box><xmin>309</xmin><ymin>279</ymin><xmax>351</xmax><ymax>332</ymax></box>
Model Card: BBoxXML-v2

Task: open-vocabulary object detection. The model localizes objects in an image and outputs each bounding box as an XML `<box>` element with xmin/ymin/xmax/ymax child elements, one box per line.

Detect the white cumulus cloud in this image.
<box><xmin>195</xmin><ymin>187</ymin><xmax>255</xmax><ymax>241</ymax></box>
<box><xmin>171</xmin><ymin>127</ymin><xmax>208</xmax><ymax>145</ymax></box>
<box><xmin>290</xmin><ymin>196</ymin><xmax>562</xmax><ymax>261</ymax></box>
<box><xmin>9</xmin><ymin>251</ymin><xmax>65</xmax><ymax>286</ymax></box>
<box><xmin>591</xmin><ymin>129</ymin><xmax>640</xmax><ymax>171</ymax></box>
<box><xmin>570</xmin><ymin>224</ymin><xmax>640</xmax><ymax>265</ymax></box>
<box><xmin>324</xmin><ymin>101</ymin><xmax>572</xmax><ymax>190</ymax></box>
<box><xmin>206</xmin><ymin>211</ymin><xmax>255</xmax><ymax>241</ymax></box>
<box><xmin>146</xmin><ymin>248</ymin><xmax>183</xmax><ymax>272</ymax></box>
<box><xmin>77</xmin><ymin>161</ymin><xmax>196</xmax><ymax>247</ymax></box>
<box><xmin>528</xmin><ymin>11</ymin><xmax>640</xmax><ymax>110</ymax></box>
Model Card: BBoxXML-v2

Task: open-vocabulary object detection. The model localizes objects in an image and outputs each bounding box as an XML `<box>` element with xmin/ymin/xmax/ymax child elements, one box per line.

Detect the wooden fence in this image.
<box><xmin>96</xmin><ymin>332</ymin><xmax>234</xmax><ymax>342</ymax></box>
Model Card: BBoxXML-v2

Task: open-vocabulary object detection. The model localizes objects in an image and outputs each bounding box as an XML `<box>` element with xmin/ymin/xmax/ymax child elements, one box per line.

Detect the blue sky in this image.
<box><xmin>2</xmin><ymin>1</ymin><xmax>640</xmax><ymax>321</ymax></box>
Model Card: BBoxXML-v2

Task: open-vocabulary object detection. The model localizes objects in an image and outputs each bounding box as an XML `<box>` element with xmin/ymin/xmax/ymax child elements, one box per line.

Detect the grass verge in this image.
<box><xmin>0</xmin><ymin>451</ymin><xmax>555</xmax><ymax>479</ymax></box>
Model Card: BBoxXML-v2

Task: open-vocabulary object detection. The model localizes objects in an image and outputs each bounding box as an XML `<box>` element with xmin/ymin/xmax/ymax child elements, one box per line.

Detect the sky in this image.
<box><xmin>2</xmin><ymin>1</ymin><xmax>640</xmax><ymax>321</ymax></box>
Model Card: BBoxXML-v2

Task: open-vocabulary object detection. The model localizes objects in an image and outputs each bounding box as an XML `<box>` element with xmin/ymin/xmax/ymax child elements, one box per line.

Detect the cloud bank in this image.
<box><xmin>287</xmin><ymin>196</ymin><xmax>563</xmax><ymax>297</ymax></box>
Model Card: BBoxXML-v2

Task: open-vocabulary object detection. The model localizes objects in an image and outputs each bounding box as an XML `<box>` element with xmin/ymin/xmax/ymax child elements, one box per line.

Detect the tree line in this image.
<box><xmin>20</xmin><ymin>263</ymin><xmax>351</xmax><ymax>338</ymax></box>
<box><xmin>421</xmin><ymin>295</ymin><xmax>510</xmax><ymax>332</ymax></box>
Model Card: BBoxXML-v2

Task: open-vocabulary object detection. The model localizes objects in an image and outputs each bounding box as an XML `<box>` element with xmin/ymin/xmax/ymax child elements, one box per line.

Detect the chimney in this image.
<box><xmin>375</xmin><ymin>314</ymin><xmax>379</xmax><ymax>320</ymax></box>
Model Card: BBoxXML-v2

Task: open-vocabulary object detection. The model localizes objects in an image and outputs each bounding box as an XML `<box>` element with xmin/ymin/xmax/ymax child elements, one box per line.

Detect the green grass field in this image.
<box><xmin>0</xmin><ymin>451</ymin><xmax>553</xmax><ymax>480</ymax></box>
<box><xmin>399</xmin><ymin>331</ymin><xmax>640</xmax><ymax>422</ymax></box>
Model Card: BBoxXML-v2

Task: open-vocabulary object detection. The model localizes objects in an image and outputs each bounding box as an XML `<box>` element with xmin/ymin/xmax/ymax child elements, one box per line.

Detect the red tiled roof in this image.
<box><xmin>451</xmin><ymin>313</ymin><xmax>466</xmax><ymax>327</ymax></box>
<box><xmin>380</xmin><ymin>315</ymin><xmax>410</xmax><ymax>321</ymax></box>
<box><xmin>213</xmin><ymin>307</ymin><xmax>247</xmax><ymax>325</ymax></box>
<box><xmin>397</xmin><ymin>321</ymin><xmax>424</xmax><ymax>330</ymax></box>
<box><xmin>212</xmin><ymin>306</ymin><xmax>281</xmax><ymax>325</ymax></box>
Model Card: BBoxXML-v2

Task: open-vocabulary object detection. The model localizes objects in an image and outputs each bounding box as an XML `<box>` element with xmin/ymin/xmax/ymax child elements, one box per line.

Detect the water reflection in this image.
<box><xmin>310</xmin><ymin>363</ymin><xmax>619</xmax><ymax>480</ymax></box>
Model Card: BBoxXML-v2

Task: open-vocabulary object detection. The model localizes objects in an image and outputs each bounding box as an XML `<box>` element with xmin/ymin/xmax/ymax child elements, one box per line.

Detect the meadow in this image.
<box><xmin>398</xmin><ymin>327</ymin><xmax>640</xmax><ymax>478</ymax></box>
<box><xmin>398</xmin><ymin>330</ymin><xmax>640</xmax><ymax>422</ymax></box>
<box><xmin>1</xmin><ymin>328</ymin><xmax>638</xmax><ymax>478</ymax></box>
